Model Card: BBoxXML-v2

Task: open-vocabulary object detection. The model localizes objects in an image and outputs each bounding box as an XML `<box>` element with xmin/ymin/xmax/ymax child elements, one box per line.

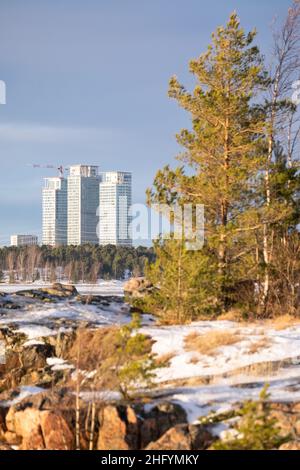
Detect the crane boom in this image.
<box><xmin>28</xmin><ymin>164</ymin><xmax>69</xmax><ymax>177</ymax></box>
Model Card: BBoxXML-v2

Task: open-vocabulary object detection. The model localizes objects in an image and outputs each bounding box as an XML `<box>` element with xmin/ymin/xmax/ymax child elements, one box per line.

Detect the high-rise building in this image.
<box><xmin>99</xmin><ymin>171</ymin><xmax>132</xmax><ymax>246</ymax></box>
<box><xmin>67</xmin><ymin>165</ymin><xmax>99</xmax><ymax>245</ymax></box>
<box><xmin>10</xmin><ymin>234</ymin><xmax>38</xmax><ymax>247</ymax></box>
<box><xmin>42</xmin><ymin>177</ymin><xmax>68</xmax><ymax>246</ymax></box>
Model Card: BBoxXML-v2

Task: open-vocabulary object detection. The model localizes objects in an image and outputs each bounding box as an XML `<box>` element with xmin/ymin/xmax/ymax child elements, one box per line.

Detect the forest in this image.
<box><xmin>0</xmin><ymin>244</ymin><xmax>155</xmax><ymax>283</ymax></box>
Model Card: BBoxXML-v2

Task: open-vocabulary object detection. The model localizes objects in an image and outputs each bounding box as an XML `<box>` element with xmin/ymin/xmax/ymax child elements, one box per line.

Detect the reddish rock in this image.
<box><xmin>146</xmin><ymin>424</ymin><xmax>214</xmax><ymax>451</ymax></box>
<box><xmin>279</xmin><ymin>441</ymin><xmax>300</xmax><ymax>450</ymax></box>
<box><xmin>40</xmin><ymin>411</ymin><xmax>73</xmax><ymax>450</ymax></box>
<box><xmin>97</xmin><ymin>405</ymin><xmax>139</xmax><ymax>450</ymax></box>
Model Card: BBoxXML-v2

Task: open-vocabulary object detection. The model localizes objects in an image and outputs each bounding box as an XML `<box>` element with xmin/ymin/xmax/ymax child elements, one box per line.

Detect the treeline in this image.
<box><xmin>0</xmin><ymin>244</ymin><xmax>155</xmax><ymax>283</ymax></box>
<box><xmin>144</xmin><ymin>5</ymin><xmax>300</xmax><ymax>322</ymax></box>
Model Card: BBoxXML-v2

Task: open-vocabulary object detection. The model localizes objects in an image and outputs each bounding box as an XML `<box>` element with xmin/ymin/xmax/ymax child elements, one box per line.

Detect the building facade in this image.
<box><xmin>99</xmin><ymin>171</ymin><xmax>132</xmax><ymax>246</ymax></box>
<box><xmin>67</xmin><ymin>165</ymin><xmax>99</xmax><ymax>245</ymax></box>
<box><xmin>10</xmin><ymin>234</ymin><xmax>38</xmax><ymax>247</ymax></box>
<box><xmin>42</xmin><ymin>177</ymin><xmax>68</xmax><ymax>246</ymax></box>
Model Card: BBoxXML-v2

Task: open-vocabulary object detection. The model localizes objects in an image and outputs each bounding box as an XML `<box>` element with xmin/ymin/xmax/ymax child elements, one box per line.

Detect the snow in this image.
<box><xmin>79</xmin><ymin>390</ymin><xmax>122</xmax><ymax>402</ymax></box>
<box><xmin>23</xmin><ymin>339</ymin><xmax>45</xmax><ymax>347</ymax></box>
<box><xmin>0</xmin><ymin>300</ymin><xmax>131</xmax><ymax>336</ymax></box>
<box><xmin>140</xmin><ymin>320</ymin><xmax>300</xmax><ymax>425</ymax></box>
<box><xmin>46</xmin><ymin>357</ymin><xmax>74</xmax><ymax>371</ymax></box>
<box><xmin>142</xmin><ymin>321</ymin><xmax>300</xmax><ymax>382</ymax></box>
<box><xmin>15</xmin><ymin>325</ymin><xmax>56</xmax><ymax>340</ymax></box>
<box><xmin>46</xmin><ymin>357</ymin><xmax>66</xmax><ymax>366</ymax></box>
<box><xmin>0</xmin><ymin>386</ymin><xmax>44</xmax><ymax>407</ymax></box>
<box><xmin>2</xmin><ymin>283</ymin><xmax>300</xmax><ymax>423</ymax></box>
<box><xmin>0</xmin><ymin>280</ymin><xmax>124</xmax><ymax>296</ymax></box>
<box><xmin>168</xmin><ymin>373</ymin><xmax>300</xmax><ymax>425</ymax></box>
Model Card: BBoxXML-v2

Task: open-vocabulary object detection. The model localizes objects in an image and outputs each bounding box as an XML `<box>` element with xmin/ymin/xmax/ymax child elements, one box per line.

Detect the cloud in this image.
<box><xmin>0</xmin><ymin>123</ymin><xmax>117</xmax><ymax>143</ymax></box>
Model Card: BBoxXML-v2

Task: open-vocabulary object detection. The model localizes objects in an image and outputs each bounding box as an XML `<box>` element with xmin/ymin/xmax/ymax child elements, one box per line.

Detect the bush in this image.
<box><xmin>211</xmin><ymin>385</ymin><xmax>290</xmax><ymax>450</ymax></box>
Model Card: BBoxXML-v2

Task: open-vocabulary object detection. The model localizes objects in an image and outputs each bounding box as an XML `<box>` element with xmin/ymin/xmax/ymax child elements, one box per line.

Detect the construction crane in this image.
<box><xmin>28</xmin><ymin>164</ymin><xmax>69</xmax><ymax>178</ymax></box>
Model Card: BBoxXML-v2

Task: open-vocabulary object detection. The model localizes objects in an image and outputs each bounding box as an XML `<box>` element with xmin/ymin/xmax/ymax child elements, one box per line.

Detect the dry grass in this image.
<box><xmin>156</xmin><ymin>352</ymin><xmax>175</xmax><ymax>367</ymax></box>
<box><xmin>218</xmin><ymin>309</ymin><xmax>245</xmax><ymax>322</ymax></box>
<box><xmin>189</xmin><ymin>355</ymin><xmax>200</xmax><ymax>365</ymax></box>
<box><xmin>246</xmin><ymin>337</ymin><xmax>271</xmax><ymax>355</ymax></box>
<box><xmin>272</xmin><ymin>314</ymin><xmax>300</xmax><ymax>331</ymax></box>
<box><xmin>184</xmin><ymin>329</ymin><xmax>242</xmax><ymax>356</ymax></box>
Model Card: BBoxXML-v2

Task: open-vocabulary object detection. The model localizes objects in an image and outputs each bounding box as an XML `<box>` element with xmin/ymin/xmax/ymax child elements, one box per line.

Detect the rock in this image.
<box><xmin>21</xmin><ymin>343</ymin><xmax>55</xmax><ymax>370</ymax></box>
<box><xmin>39</xmin><ymin>410</ymin><xmax>74</xmax><ymax>450</ymax></box>
<box><xmin>16</xmin><ymin>283</ymin><xmax>78</xmax><ymax>301</ymax></box>
<box><xmin>97</xmin><ymin>401</ymin><xmax>188</xmax><ymax>451</ymax></box>
<box><xmin>124</xmin><ymin>277</ymin><xmax>154</xmax><ymax>298</ymax></box>
<box><xmin>0</xmin><ymin>407</ymin><xmax>7</xmax><ymax>439</ymax></box>
<box><xmin>295</xmin><ymin>419</ymin><xmax>300</xmax><ymax>436</ymax></box>
<box><xmin>0</xmin><ymin>299</ymin><xmax>21</xmax><ymax>310</ymax></box>
<box><xmin>5</xmin><ymin>392</ymin><xmax>74</xmax><ymax>450</ymax></box>
<box><xmin>45</xmin><ymin>283</ymin><xmax>78</xmax><ymax>297</ymax></box>
<box><xmin>97</xmin><ymin>405</ymin><xmax>139</xmax><ymax>450</ymax></box>
<box><xmin>140</xmin><ymin>402</ymin><xmax>187</xmax><ymax>448</ymax></box>
<box><xmin>0</xmin><ymin>442</ymin><xmax>12</xmax><ymax>450</ymax></box>
<box><xmin>14</xmin><ymin>408</ymin><xmax>45</xmax><ymax>450</ymax></box>
<box><xmin>279</xmin><ymin>441</ymin><xmax>300</xmax><ymax>450</ymax></box>
<box><xmin>146</xmin><ymin>425</ymin><xmax>192</xmax><ymax>450</ymax></box>
<box><xmin>146</xmin><ymin>424</ymin><xmax>214</xmax><ymax>450</ymax></box>
<box><xmin>2</xmin><ymin>431</ymin><xmax>20</xmax><ymax>446</ymax></box>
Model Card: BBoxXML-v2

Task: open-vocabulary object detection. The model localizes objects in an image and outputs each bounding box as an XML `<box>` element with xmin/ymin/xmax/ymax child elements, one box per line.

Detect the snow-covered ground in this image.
<box><xmin>141</xmin><ymin>320</ymin><xmax>300</xmax><ymax>423</ymax></box>
<box><xmin>0</xmin><ymin>280</ymin><xmax>124</xmax><ymax>296</ymax></box>
<box><xmin>0</xmin><ymin>300</ymin><xmax>131</xmax><ymax>331</ymax></box>
<box><xmin>1</xmin><ymin>283</ymin><xmax>300</xmax><ymax>423</ymax></box>
<box><xmin>143</xmin><ymin>321</ymin><xmax>300</xmax><ymax>382</ymax></box>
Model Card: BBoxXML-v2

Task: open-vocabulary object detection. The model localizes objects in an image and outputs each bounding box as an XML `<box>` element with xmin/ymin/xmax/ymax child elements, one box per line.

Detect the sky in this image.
<box><xmin>0</xmin><ymin>0</ymin><xmax>292</xmax><ymax>245</ymax></box>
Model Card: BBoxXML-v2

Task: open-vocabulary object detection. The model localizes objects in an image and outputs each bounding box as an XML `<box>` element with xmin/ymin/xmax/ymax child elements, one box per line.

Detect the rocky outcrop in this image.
<box><xmin>139</xmin><ymin>402</ymin><xmax>187</xmax><ymax>448</ymax></box>
<box><xmin>97</xmin><ymin>405</ymin><xmax>139</xmax><ymax>450</ymax></box>
<box><xmin>97</xmin><ymin>401</ymin><xmax>187</xmax><ymax>450</ymax></box>
<box><xmin>16</xmin><ymin>283</ymin><xmax>78</xmax><ymax>302</ymax></box>
<box><xmin>279</xmin><ymin>441</ymin><xmax>300</xmax><ymax>450</ymax></box>
<box><xmin>4</xmin><ymin>391</ymin><xmax>74</xmax><ymax>450</ymax></box>
<box><xmin>0</xmin><ymin>342</ymin><xmax>57</xmax><ymax>392</ymax></box>
<box><xmin>124</xmin><ymin>277</ymin><xmax>154</xmax><ymax>298</ymax></box>
<box><xmin>146</xmin><ymin>424</ymin><xmax>215</xmax><ymax>450</ymax></box>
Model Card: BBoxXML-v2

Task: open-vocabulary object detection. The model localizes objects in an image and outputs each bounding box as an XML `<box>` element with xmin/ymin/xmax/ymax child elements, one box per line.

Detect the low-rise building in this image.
<box><xmin>10</xmin><ymin>234</ymin><xmax>38</xmax><ymax>247</ymax></box>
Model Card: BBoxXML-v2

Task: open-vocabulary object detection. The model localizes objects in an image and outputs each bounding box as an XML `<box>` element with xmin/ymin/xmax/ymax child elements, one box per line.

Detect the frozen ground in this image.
<box><xmin>0</xmin><ymin>280</ymin><xmax>124</xmax><ymax>296</ymax></box>
<box><xmin>142</xmin><ymin>321</ymin><xmax>300</xmax><ymax>382</ymax></box>
<box><xmin>1</xmin><ymin>283</ymin><xmax>300</xmax><ymax>421</ymax></box>
<box><xmin>141</xmin><ymin>320</ymin><xmax>300</xmax><ymax>423</ymax></box>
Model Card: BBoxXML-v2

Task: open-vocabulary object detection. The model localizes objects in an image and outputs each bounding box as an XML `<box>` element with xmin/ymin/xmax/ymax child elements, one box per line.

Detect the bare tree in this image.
<box><xmin>262</xmin><ymin>0</ymin><xmax>300</xmax><ymax>309</ymax></box>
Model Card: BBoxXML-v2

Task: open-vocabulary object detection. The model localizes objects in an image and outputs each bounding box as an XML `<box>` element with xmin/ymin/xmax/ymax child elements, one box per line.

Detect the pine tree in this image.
<box><xmin>212</xmin><ymin>385</ymin><xmax>289</xmax><ymax>450</ymax></box>
<box><xmin>144</xmin><ymin>239</ymin><xmax>220</xmax><ymax>324</ymax></box>
<box><xmin>147</xmin><ymin>13</ymin><xmax>269</xmax><ymax>315</ymax></box>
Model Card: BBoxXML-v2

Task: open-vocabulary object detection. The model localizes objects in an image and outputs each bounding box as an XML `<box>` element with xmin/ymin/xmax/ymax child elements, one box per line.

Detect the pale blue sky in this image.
<box><xmin>0</xmin><ymin>0</ymin><xmax>292</xmax><ymax>245</ymax></box>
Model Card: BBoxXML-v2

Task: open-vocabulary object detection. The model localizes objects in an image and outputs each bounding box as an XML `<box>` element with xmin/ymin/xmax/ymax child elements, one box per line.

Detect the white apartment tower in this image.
<box><xmin>67</xmin><ymin>165</ymin><xmax>99</xmax><ymax>245</ymax></box>
<box><xmin>99</xmin><ymin>171</ymin><xmax>132</xmax><ymax>246</ymax></box>
<box><xmin>42</xmin><ymin>177</ymin><xmax>68</xmax><ymax>246</ymax></box>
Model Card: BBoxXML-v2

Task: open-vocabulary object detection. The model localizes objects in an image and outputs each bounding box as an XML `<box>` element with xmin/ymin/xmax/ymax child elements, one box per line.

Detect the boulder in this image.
<box><xmin>0</xmin><ymin>442</ymin><xmax>11</xmax><ymax>450</ymax></box>
<box><xmin>97</xmin><ymin>405</ymin><xmax>139</xmax><ymax>450</ymax></box>
<box><xmin>279</xmin><ymin>441</ymin><xmax>300</xmax><ymax>450</ymax></box>
<box><xmin>16</xmin><ymin>283</ymin><xmax>78</xmax><ymax>301</ymax></box>
<box><xmin>146</xmin><ymin>424</ymin><xmax>214</xmax><ymax>450</ymax></box>
<box><xmin>140</xmin><ymin>402</ymin><xmax>187</xmax><ymax>448</ymax></box>
<box><xmin>5</xmin><ymin>392</ymin><xmax>74</xmax><ymax>450</ymax></box>
<box><xmin>124</xmin><ymin>277</ymin><xmax>153</xmax><ymax>298</ymax></box>
<box><xmin>39</xmin><ymin>410</ymin><xmax>74</xmax><ymax>450</ymax></box>
<box><xmin>97</xmin><ymin>401</ymin><xmax>188</xmax><ymax>450</ymax></box>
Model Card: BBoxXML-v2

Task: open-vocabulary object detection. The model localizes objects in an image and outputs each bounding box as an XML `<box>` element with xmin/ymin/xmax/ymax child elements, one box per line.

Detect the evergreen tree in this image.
<box><xmin>147</xmin><ymin>13</ymin><xmax>269</xmax><ymax>316</ymax></box>
<box><xmin>212</xmin><ymin>386</ymin><xmax>289</xmax><ymax>450</ymax></box>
